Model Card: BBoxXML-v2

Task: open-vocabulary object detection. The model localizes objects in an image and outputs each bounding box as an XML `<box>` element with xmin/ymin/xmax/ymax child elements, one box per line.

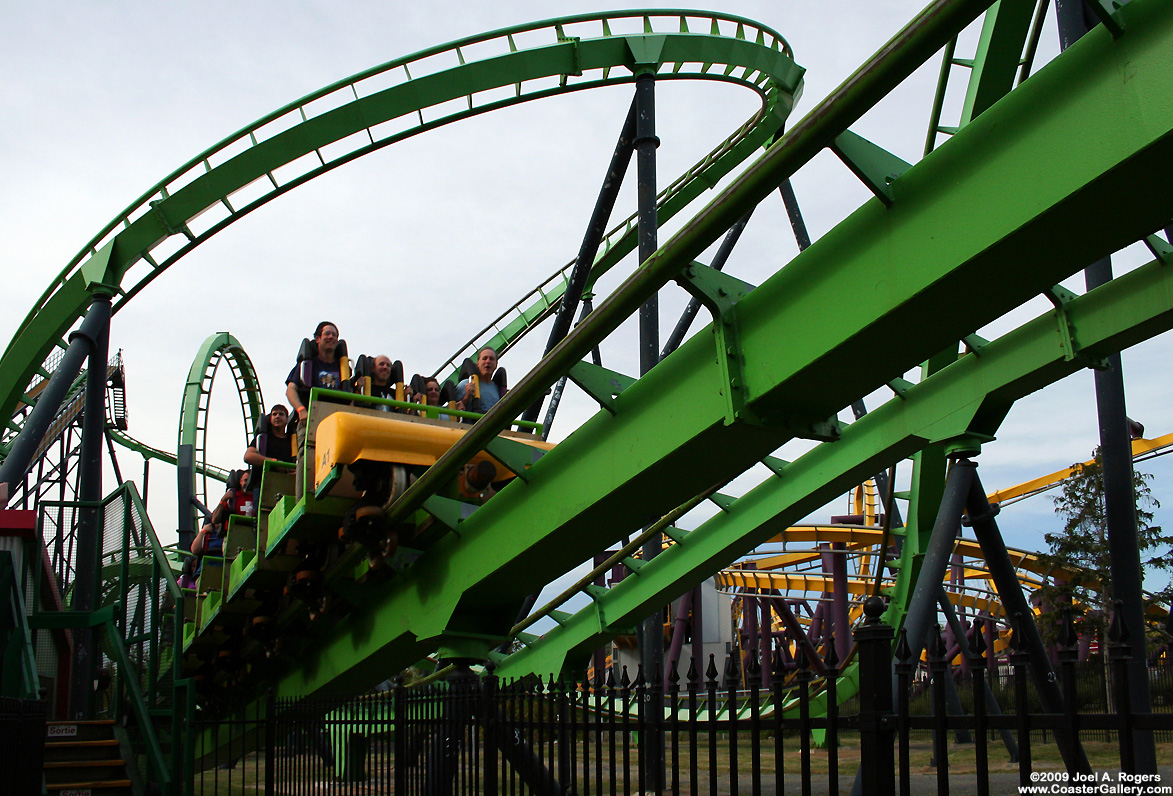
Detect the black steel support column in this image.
<box><xmin>1054</xmin><ymin>0</ymin><xmax>1157</xmax><ymax>771</ymax></box>
<box><xmin>633</xmin><ymin>69</ymin><xmax>664</xmax><ymax>794</ymax></box>
<box><xmin>1084</xmin><ymin>260</ymin><xmax>1157</xmax><ymax>771</ymax></box>
<box><xmin>937</xmin><ymin>586</ymin><xmax>1019</xmax><ymax>761</ymax></box>
<box><xmin>542</xmin><ymin>298</ymin><xmax>601</xmax><ymax>440</ymax></box>
<box><xmin>103</xmin><ymin>428</ymin><xmax>124</xmax><ymax>486</ymax></box>
<box><xmin>141</xmin><ymin>457</ymin><xmax>149</xmax><ymax>509</ymax></box>
<box><xmin>635</xmin><ymin>71</ymin><xmax>659</xmax><ymax>377</ymax></box>
<box><xmin>0</xmin><ymin>295</ymin><xmax>113</xmax><ymax>495</ymax></box>
<box><xmin>778</xmin><ymin>178</ymin><xmax>812</xmax><ymax>251</ymax></box>
<box><xmin>900</xmin><ymin>458</ymin><xmax>974</xmax><ymax>665</ymax></box>
<box><xmin>965</xmin><ymin>462</ymin><xmax>1091</xmax><ymax>774</ymax></box>
<box><xmin>526</xmin><ymin>97</ymin><xmax>638</xmax><ymax>425</ymax></box>
<box><xmin>177</xmin><ymin>444</ymin><xmax>196</xmax><ymax>554</ymax></box>
<box><xmin>69</xmin><ymin>291</ymin><xmax>112</xmax><ymax>719</ymax></box>
<box><xmin>660</xmin><ymin>209</ymin><xmax>753</xmax><ymax>358</ymax></box>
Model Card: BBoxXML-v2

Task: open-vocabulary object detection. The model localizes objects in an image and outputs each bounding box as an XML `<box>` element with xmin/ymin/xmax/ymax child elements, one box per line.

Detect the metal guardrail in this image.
<box><xmin>189</xmin><ymin>609</ymin><xmax>1173</xmax><ymax>795</ymax></box>
<box><xmin>35</xmin><ymin>482</ymin><xmax>184</xmax><ymax>793</ymax></box>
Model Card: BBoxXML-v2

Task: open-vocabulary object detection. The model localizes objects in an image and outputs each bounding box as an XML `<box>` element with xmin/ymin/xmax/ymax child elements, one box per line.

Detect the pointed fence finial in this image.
<box><xmin>795</xmin><ymin>640</ymin><xmax>810</xmax><ymax>673</ymax></box>
<box><xmin>929</xmin><ymin>625</ymin><xmax>947</xmax><ymax>662</ymax></box>
<box><xmin>970</xmin><ymin>619</ymin><xmax>988</xmax><ymax>669</ymax></box>
<box><xmin>824</xmin><ymin>635</ymin><xmax>839</xmax><ymax>670</ymax></box>
<box><xmin>725</xmin><ymin>650</ymin><xmax>741</xmax><ymax>687</ymax></box>
<box><xmin>894</xmin><ymin>626</ymin><xmax>914</xmax><ymax>678</ymax></box>
<box><xmin>746</xmin><ymin>649</ymin><xmax>761</xmax><ymax>683</ymax></box>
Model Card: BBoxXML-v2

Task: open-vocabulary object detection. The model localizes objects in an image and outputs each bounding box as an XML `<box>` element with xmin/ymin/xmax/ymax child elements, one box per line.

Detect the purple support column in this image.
<box><xmin>819</xmin><ymin>543</ymin><xmax>835</xmax><ymax>652</ymax></box>
<box><xmin>775</xmin><ymin>599</ymin><xmax>827</xmax><ymax>677</ymax></box>
<box><xmin>831</xmin><ymin>542</ymin><xmax>851</xmax><ymax>663</ymax></box>
<box><xmin>759</xmin><ymin>598</ymin><xmax>773</xmax><ymax>688</ymax></box>
<box><xmin>690</xmin><ymin>584</ymin><xmax>704</xmax><ymax>674</ymax></box>
<box><xmin>593</xmin><ymin>552</ymin><xmax>608</xmax><ymax>679</ymax></box>
<box><xmin>983</xmin><ymin>613</ymin><xmax>998</xmax><ymax>668</ymax></box>
<box><xmin>809</xmin><ymin>601</ymin><xmax>825</xmax><ymax>644</ymax></box>
<box><xmin>774</xmin><ymin>616</ymin><xmax>794</xmax><ymax>670</ymax></box>
<box><xmin>1039</xmin><ymin>575</ymin><xmax>1060</xmax><ymax>666</ymax></box>
<box><xmin>951</xmin><ymin>552</ymin><xmax>966</xmax><ymax>625</ymax></box>
<box><xmin>743</xmin><ymin>593</ymin><xmax>759</xmax><ymax>677</ymax></box>
<box><xmin>665</xmin><ymin>590</ymin><xmax>694</xmax><ymax>688</ymax></box>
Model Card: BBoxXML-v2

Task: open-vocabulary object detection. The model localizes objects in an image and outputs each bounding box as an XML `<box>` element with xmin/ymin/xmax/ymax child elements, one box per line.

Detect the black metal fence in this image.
<box><xmin>190</xmin><ymin>604</ymin><xmax>1173</xmax><ymax>796</ymax></box>
<box><xmin>1</xmin><ymin>696</ymin><xmax>47</xmax><ymax>795</ymax></box>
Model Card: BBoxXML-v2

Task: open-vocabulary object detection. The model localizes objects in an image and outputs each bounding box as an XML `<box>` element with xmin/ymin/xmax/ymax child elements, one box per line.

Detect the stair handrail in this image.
<box><xmin>105</xmin><ymin>482</ymin><xmax>180</xmax><ymax>793</ymax></box>
<box><xmin>0</xmin><ymin>549</ymin><xmax>41</xmax><ymax>700</ymax></box>
<box><xmin>104</xmin><ymin>618</ymin><xmax>170</xmax><ymax>792</ymax></box>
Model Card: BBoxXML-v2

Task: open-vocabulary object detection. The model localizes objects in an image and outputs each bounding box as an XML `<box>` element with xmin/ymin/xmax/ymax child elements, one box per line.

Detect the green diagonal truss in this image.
<box><xmin>494</xmin><ymin>251</ymin><xmax>1173</xmax><ymax>679</ymax></box>
<box><xmin>0</xmin><ymin>11</ymin><xmax>802</xmax><ymax>448</ymax></box>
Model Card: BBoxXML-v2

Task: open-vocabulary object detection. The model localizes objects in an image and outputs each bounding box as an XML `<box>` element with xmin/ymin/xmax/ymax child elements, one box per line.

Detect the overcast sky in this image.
<box><xmin>3</xmin><ymin>1</ymin><xmax>1171</xmax><ymax>597</ymax></box>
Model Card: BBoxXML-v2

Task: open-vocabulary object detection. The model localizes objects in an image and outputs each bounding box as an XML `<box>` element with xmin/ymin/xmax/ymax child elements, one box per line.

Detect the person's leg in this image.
<box><xmin>294</xmin><ymin>418</ymin><xmax>308</xmax><ymax>499</ymax></box>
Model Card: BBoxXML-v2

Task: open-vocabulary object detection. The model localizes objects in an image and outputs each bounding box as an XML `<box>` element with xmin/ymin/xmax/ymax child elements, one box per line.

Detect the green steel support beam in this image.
<box><xmin>829</xmin><ymin>129</ymin><xmax>912</xmax><ymax>205</ymax></box>
<box><xmin>960</xmin><ymin>0</ymin><xmax>1038</xmax><ymax>124</ymax></box>
<box><xmin>495</xmin><ymin>251</ymin><xmax>1173</xmax><ymax>677</ymax></box>
<box><xmin>275</xmin><ymin>0</ymin><xmax>1173</xmax><ymax>698</ymax></box>
<box><xmin>0</xmin><ymin>551</ymin><xmax>42</xmax><ymax>699</ymax></box>
<box><xmin>566</xmin><ymin>361</ymin><xmax>637</xmax><ymax>413</ymax></box>
<box><xmin>896</xmin><ymin>348</ymin><xmax>957</xmax><ymax>614</ymax></box>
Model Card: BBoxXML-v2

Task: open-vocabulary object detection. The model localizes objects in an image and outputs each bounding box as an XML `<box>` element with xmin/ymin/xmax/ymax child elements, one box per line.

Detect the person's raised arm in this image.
<box><xmin>286</xmin><ymin>381</ymin><xmax>307</xmax><ymax>423</ymax></box>
<box><xmin>191</xmin><ymin>523</ymin><xmax>211</xmax><ymax>555</ymax></box>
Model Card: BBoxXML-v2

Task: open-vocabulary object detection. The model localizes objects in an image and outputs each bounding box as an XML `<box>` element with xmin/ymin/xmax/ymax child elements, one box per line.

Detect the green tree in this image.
<box><xmin>1040</xmin><ymin>448</ymin><xmax>1173</xmax><ymax>649</ymax></box>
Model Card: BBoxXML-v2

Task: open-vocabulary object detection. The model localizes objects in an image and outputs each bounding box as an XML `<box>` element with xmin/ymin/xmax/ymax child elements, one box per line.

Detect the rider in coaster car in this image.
<box><xmin>455</xmin><ymin>346</ymin><xmax>507</xmax><ymax>415</ymax></box>
<box><xmin>244</xmin><ymin>404</ymin><xmax>295</xmax><ymax>505</ymax></box>
<box><xmin>285</xmin><ymin>321</ymin><xmax>350</xmax><ymax>499</ymax></box>
<box><xmin>410</xmin><ymin>374</ymin><xmax>457</xmax><ymax>421</ymax></box>
<box><xmin>353</xmin><ymin>354</ymin><xmax>407</xmax><ymax>412</ymax></box>
<box><xmin>191</xmin><ymin>469</ymin><xmax>252</xmax><ymax>558</ymax></box>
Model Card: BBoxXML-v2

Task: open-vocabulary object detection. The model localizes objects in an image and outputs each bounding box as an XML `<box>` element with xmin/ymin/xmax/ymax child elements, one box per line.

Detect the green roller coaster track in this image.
<box><xmin>268</xmin><ymin>0</ymin><xmax>1173</xmax><ymax>699</ymax></box>
<box><xmin>177</xmin><ymin>332</ymin><xmax>265</xmax><ymax>522</ymax></box>
<box><xmin>0</xmin><ymin>9</ymin><xmax>801</xmax><ymax>446</ymax></box>
<box><xmin>6</xmin><ymin>0</ymin><xmax>1173</xmax><ymax>772</ymax></box>
<box><xmin>107</xmin><ymin>426</ymin><xmax>231</xmax><ymax>485</ymax></box>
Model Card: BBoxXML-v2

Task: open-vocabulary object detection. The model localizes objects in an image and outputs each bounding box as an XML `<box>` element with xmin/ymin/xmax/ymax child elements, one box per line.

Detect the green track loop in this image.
<box><xmin>177</xmin><ymin>333</ymin><xmax>264</xmax><ymax>523</ymax></box>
